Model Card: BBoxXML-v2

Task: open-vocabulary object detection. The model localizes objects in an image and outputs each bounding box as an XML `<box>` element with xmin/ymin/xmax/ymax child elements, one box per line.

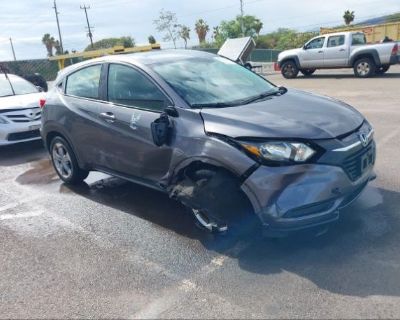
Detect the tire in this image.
<box><xmin>375</xmin><ymin>65</ymin><xmax>390</xmax><ymax>74</ymax></box>
<box><xmin>50</xmin><ymin>136</ymin><xmax>89</xmax><ymax>184</ymax></box>
<box><xmin>173</xmin><ymin>167</ymin><xmax>254</xmax><ymax>234</ymax></box>
<box><xmin>353</xmin><ymin>57</ymin><xmax>376</xmax><ymax>78</ymax></box>
<box><xmin>281</xmin><ymin>60</ymin><xmax>299</xmax><ymax>79</ymax></box>
<box><xmin>300</xmin><ymin>68</ymin><xmax>316</xmax><ymax>76</ymax></box>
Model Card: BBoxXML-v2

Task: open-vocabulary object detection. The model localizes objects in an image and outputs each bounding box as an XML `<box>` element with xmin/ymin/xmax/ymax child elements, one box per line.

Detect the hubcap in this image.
<box><xmin>52</xmin><ymin>142</ymin><xmax>73</xmax><ymax>179</ymax></box>
<box><xmin>283</xmin><ymin>64</ymin><xmax>294</xmax><ymax>76</ymax></box>
<box><xmin>357</xmin><ymin>62</ymin><xmax>370</xmax><ymax>76</ymax></box>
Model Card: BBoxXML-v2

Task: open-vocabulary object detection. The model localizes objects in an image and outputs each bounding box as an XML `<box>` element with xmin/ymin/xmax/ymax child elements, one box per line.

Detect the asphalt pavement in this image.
<box><xmin>1</xmin><ymin>66</ymin><xmax>400</xmax><ymax>319</ymax></box>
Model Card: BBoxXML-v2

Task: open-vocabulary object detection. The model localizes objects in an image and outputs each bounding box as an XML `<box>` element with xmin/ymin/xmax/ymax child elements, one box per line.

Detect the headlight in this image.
<box><xmin>0</xmin><ymin>116</ymin><xmax>9</xmax><ymax>124</ymax></box>
<box><xmin>240</xmin><ymin>141</ymin><xmax>316</xmax><ymax>163</ymax></box>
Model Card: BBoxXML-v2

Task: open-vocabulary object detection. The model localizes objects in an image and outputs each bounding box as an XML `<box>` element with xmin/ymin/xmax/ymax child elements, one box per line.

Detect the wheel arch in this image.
<box><xmin>279</xmin><ymin>56</ymin><xmax>301</xmax><ymax>68</ymax></box>
<box><xmin>350</xmin><ymin>49</ymin><xmax>381</xmax><ymax>66</ymax></box>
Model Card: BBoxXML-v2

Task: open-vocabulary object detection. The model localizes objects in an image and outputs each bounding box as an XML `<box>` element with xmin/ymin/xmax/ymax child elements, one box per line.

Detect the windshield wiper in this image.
<box><xmin>240</xmin><ymin>87</ymin><xmax>288</xmax><ymax>105</ymax></box>
<box><xmin>191</xmin><ymin>102</ymin><xmax>235</xmax><ymax>109</ymax></box>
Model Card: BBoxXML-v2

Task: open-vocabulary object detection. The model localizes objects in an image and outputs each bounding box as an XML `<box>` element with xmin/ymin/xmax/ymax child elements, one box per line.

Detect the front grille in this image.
<box><xmin>7</xmin><ymin>130</ymin><xmax>41</xmax><ymax>141</ymax></box>
<box><xmin>4</xmin><ymin>108</ymin><xmax>41</xmax><ymax>123</ymax></box>
<box><xmin>342</xmin><ymin>142</ymin><xmax>375</xmax><ymax>181</ymax></box>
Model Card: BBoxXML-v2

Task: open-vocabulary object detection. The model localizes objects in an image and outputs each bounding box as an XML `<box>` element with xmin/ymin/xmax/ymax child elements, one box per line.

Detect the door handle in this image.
<box><xmin>339</xmin><ymin>48</ymin><xmax>346</xmax><ymax>52</ymax></box>
<box><xmin>99</xmin><ymin>112</ymin><xmax>115</xmax><ymax>123</ymax></box>
<box><xmin>318</xmin><ymin>50</ymin><xmax>323</xmax><ymax>53</ymax></box>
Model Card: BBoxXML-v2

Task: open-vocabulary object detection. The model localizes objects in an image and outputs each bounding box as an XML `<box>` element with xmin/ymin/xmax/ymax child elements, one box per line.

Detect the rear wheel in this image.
<box><xmin>353</xmin><ymin>57</ymin><xmax>376</xmax><ymax>78</ymax></box>
<box><xmin>376</xmin><ymin>65</ymin><xmax>390</xmax><ymax>74</ymax></box>
<box><xmin>50</xmin><ymin>136</ymin><xmax>89</xmax><ymax>184</ymax></box>
<box><xmin>300</xmin><ymin>68</ymin><xmax>316</xmax><ymax>76</ymax></box>
<box><xmin>281</xmin><ymin>60</ymin><xmax>299</xmax><ymax>79</ymax></box>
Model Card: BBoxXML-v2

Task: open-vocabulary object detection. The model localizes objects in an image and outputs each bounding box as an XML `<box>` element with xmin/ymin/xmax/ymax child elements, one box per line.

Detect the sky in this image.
<box><xmin>1</xmin><ymin>0</ymin><xmax>400</xmax><ymax>61</ymax></box>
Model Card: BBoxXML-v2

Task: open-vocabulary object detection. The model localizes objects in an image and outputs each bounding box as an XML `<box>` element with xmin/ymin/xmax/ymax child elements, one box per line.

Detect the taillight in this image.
<box><xmin>39</xmin><ymin>98</ymin><xmax>46</xmax><ymax>108</ymax></box>
<box><xmin>391</xmin><ymin>43</ymin><xmax>398</xmax><ymax>56</ymax></box>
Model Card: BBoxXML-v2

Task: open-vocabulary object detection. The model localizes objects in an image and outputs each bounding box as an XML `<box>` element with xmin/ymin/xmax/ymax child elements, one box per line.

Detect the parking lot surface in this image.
<box><xmin>1</xmin><ymin>66</ymin><xmax>400</xmax><ymax>319</ymax></box>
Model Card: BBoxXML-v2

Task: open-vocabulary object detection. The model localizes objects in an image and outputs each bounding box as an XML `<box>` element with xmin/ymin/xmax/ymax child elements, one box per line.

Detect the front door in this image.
<box><xmin>96</xmin><ymin>63</ymin><xmax>174</xmax><ymax>184</ymax></box>
<box><xmin>300</xmin><ymin>36</ymin><xmax>326</xmax><ymax>68</ymax></box>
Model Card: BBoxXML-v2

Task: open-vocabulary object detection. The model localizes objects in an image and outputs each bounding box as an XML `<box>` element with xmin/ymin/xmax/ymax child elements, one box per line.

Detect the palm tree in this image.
<box><xmin>195</xmin><ymin>19</ymin><xmax>209</xmax><ymax>44</ymax></box>
<box><xmin>42</xmin><ymin>33</ymin><xmax>56</xmax><ymax>57</ymax></box>
<box><xmin>254</xmin><ymin>19</ymin><xmax>263</xmax><ymax>37</ymax></box>
<box><xmin>343</xmin><ymin>10</ymin><xmax>355</xmax><ymax>25</ymax></box>
<box><xmin>178</xmin><ymin>25</ymin><xmax>191</xmax><ymax>49</ymax></box>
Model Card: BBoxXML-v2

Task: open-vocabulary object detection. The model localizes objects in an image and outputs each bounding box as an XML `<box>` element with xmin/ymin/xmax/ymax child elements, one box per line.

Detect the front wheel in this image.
<box><xmin>50</xmin><ymin>136</ymin><xmax>89</xmax><ymax>184</ymax></box>
<box><xmin>300</xmin><ymin>68</ymin><xmax>316</xmax><ymax>76</ymax></box>
<box><xmin>376</xmin><ymin>65</ymin><xmax>390</xmax><ymax>74</ymax></box>
<box><xmin>353</xmin><ymin>58</ymin><xmax>376</xmax><ymax>78</ymax></box>
<box><xmin>281</xmin><ymin>61</ymin><xmax>299</xmax><ymax>79</ymax></box>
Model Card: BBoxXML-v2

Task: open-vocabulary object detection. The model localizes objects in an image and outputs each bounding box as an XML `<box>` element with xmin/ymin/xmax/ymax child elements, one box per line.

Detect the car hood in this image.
<box><xmin>200</xmin><ymin>89</ymin><xmax>364</xmax><ymax>140</ymax></box>
<box><xmin>278</xmin><ymin>48</ymin><xmax>302</xmax><ymax>60</ymax></box>
<box><xmin>0</xmin><ymin>92</ymin><xmax>43</xmax><ymax>111</ymax></box>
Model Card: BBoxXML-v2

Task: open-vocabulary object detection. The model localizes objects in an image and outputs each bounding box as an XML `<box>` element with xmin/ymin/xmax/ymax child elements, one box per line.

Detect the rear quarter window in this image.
<box><xmin>65</xmin><ymin>65</ymin><xmax>102</xmax><ymax>99</ymax></box>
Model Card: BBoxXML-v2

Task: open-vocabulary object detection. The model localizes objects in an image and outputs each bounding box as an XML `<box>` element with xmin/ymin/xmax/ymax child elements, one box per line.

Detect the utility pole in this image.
<box><xmin>240</xmin><ymin>0</ymin><xmax>244</xmax><ymax>36</ymax></box>
<box><xmin>80</xmin><ymin>4</ymin><xmax>94</xmax><ymax>49</ymax></box>
<box><xmin>53</xmin><ymin>0</ymin><xmax>64</xmax><ymax>53</ymax></box>
<box><xmin>9</xmin><ymin>38</ymin><xmax>16</xmax><ymax>61</ymax></box>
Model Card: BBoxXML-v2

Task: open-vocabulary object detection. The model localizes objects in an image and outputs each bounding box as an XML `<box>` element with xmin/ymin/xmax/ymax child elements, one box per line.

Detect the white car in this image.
<box><xmin>0</xmin><ymin>73</ymin><xmax>44</xmax><ymax>146</ymax></box>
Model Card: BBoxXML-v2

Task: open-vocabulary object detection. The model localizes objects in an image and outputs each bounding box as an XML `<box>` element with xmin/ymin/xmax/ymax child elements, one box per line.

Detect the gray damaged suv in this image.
<box><xmin>41</xmin><ymin>50</ymin><xmax>376</xmax><ymax>234</ymax></box>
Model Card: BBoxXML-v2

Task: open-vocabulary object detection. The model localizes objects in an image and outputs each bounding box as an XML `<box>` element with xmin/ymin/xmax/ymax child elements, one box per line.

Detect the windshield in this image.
<box><xmin>10</xmin><ymin>75</ymin><xmax>39</xmax><ymax>95</ymax></box>
<box><xmin>150</xmin><ymin>56</ymin><xmax>276</xmax><ymax>107</ymax></box>
<box><xmin>0</xmin><ymin>75</ymin><xmax>14</xmax><ymax>97</ymax></box>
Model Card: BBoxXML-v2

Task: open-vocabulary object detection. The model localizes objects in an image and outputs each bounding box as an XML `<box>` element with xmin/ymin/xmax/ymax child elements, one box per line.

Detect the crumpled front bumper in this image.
<box><xmin>241</xmin><ymin>162</ymin><xmax>375</xmax><ymax>232</ymax></box>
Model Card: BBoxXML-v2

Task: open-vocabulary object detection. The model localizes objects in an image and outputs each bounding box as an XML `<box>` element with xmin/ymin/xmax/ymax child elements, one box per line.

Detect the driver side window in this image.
<box><xmin>107</xmin><ymin>64</ymin><xmax>169</xmax><ymax>111</ymax></box>
<box><xmin>305</xmin><ymin>37</ymin><xmax>325</xmax><ymax>50</ymax></box>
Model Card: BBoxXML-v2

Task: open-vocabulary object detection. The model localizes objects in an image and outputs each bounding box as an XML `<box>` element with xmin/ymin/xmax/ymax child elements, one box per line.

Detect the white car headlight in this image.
<box><xmin>240</xmin><ymin>141</ymin><xmax>316</xmax><ymax>163</ymax></box>
<box><xmin>0</xmin><ymin>116</ymin><xmax>9</xmax><ymax>124</ymax></box>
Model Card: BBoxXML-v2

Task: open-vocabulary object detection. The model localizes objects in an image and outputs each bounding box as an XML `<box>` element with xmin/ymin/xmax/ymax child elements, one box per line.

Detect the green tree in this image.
<box><xmin>343</xmin><ymin>10</ymin><xmax>355</xmax><ymax>25</ymax></box>
<box><xmin>256</xmin><ymin>28</ymin><xmax>317</xmax><ymax>50</ymax></box>
<box><xmin>195</xmin><ymin>19</ymin><xmax>210</xmax><ymax>44</ymax></box>
<box><xmin>218</xmin><ymin>15</ymin><xmax>264</xmax><ymax>43</ymax></box>
<box><xmin>42</xmin><ymin>33</ymin><xmax>56</xmax><ymax>57</ymax></box>
<box><xmin>84</xmin><ymin>36</ymin><xmax>135</xmax><ymax>51</ymax></box>
<box><xmin>178</xmin><ymin>25</ymin><xmax>191</xmax><ymax>49</ymax></box>
<box><xmin>148</xmin><ymin>35</ymin><xmax>156</xmax><ymax>44</ymax></box>
<box><xmin>154</xmin><ymin>9</ymin><xmax>180</xmax><ymax>48</ymax></box>
<box><xmin>54</xmin><ymin>40</ymin><xmax>63</xmax><ymax>55</ymax></box>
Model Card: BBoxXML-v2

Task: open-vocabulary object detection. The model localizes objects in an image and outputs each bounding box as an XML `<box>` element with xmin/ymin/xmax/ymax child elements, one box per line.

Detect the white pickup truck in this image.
<box><xmin>277</xmin><ymin>31</ymin><xmax>399</xmax><ymax>78</ymax></box>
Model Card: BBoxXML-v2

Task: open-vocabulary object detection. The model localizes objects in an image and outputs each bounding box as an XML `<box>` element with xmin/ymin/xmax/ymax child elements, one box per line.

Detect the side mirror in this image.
<box><xmin>151</xmin><ymin>113</ymin><xmax>171</xmax><ymax>147</ymax></box>
<box><xmin>36</xmin><ymin>86</ymin><xmax>44</xmax><ymax>92</ymax></box>
<box><xmin>303</xmin><ymin>45</ymin><xmax>307</xmax><ymax>50</ymax></box>
<box><xmin>164</xmin><ymin>106</ymin><xmax>179</xmax><ymax>117</ymax></box>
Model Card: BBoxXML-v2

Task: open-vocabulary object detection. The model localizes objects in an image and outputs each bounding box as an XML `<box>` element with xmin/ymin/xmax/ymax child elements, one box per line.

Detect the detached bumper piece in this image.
<box><xmin>7</xmin><ymin>129</ymin><xmax>41</xmax><ymax>141</ymax></box>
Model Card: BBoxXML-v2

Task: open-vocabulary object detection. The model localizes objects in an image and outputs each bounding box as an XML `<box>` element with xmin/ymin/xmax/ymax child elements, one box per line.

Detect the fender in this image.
<box><xmin>278</xmin><ymin>55</ymin><xmax>301</xmax><ymax>68</ymax></box>
<box><xmin>349</xmin><ymin>49</ymin><xmax>381</xmax><ymax>66</ymax></box>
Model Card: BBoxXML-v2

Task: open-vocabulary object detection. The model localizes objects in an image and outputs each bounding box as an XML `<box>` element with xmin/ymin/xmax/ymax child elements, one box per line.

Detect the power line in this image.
<box><xmin>52</xmin><ymin>0</ymin><xmax>64</xmax><ymax>53</ymax></box>
<box><xmin>80</xmin><ymin>4</ymin><xmax>94</xmax><ymax>49</ymax></box>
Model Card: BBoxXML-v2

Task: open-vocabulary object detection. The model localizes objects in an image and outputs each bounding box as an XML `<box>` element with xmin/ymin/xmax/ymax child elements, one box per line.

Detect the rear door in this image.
<box><xmin>63</xmin><ymin>64</ymin><xmax>106</xmax><ymax>166</ymax></box>
<box><xmin>96</xmin><ymin>63</ymin><xmax>174</xmax><ymax>183</ymax></box>
<box><xmin>323</xmin><ymin>34</ymin><xmax>348</xmax><ymax>67</ymax></box>
<box><xmin>300</xmin><ymin>36</ymin><xmax>326</xmax><ymax>68</ymax></box>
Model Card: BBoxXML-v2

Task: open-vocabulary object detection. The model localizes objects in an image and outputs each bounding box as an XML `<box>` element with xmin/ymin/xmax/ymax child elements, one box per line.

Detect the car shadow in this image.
<box><xmin>0</xmin><ymin>140</ymin><xmax>46</xmax><ymax>166</ymax></box>
<box><xmin>59</xmin><ymin>172</ymin><xmax>400</xmax><ymax>298</ymax></box>
<box><xmin>16</xmin><ymin>159</ymin><xmax>400</xmax><ymax>298</ymax></box>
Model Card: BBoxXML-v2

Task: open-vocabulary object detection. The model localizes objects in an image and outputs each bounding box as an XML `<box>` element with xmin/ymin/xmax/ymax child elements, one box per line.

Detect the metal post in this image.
<box><xmin>9</xmin><ymin>38</ymin><xmax>16</xmax><ymax>61</ymax></box>
<box><xmin>80</xmin><ymin>5</ymin><xmax>94</xmax><ymax>49</ymax></box>
<box><xmin>53</xmin><ymin>0</ymin><xmax>64</xmax><ymax>53</ymax></box>
<box><xmin>240</xmin><ymin>0</ymin><xmax>244</xmax><ymax>37</ymax></box>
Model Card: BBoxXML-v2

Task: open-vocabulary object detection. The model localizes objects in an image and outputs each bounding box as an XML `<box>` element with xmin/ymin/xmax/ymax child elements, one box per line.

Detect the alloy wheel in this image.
<box><xmin>52</xmin><ymin>142</ymin><xmax>73</xmax><ymax>179</ymax></box>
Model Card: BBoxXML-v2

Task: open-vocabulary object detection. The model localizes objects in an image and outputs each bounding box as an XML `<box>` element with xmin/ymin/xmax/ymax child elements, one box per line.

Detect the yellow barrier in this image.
<box><xmin>49</xmin><ymin>43</ymin><xmax>161</xmax><ymax>70</ymax></box>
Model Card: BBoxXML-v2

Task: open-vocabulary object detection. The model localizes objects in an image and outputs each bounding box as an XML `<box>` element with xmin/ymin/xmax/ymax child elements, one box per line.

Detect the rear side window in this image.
<box><xmin>352</xmin><ymin>33</ymin><xmax>367</xmax><ymax>45</ymax></box>
<box><xmin>327</xmin><ymin>35</ymin><xmax>345</xmax><ymax>47</ymax></box>
<box><xmin>66</xmin><ymin>65</ymin><xmax>102</xmax><ymax>99</ymax></box>
<box><xmin>107</xmin><ymin>64</ymin><xmax>167</xmax><ymax>111</ymax></box>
